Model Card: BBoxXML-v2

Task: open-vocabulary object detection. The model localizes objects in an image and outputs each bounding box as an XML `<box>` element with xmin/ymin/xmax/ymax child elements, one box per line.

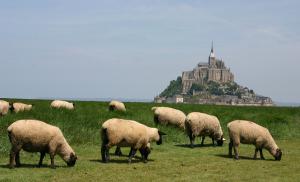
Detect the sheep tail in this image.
<box><xmin>7</xmin><ymin>127</ymin><xmax>13</xmax><ymax>143</ymax></box>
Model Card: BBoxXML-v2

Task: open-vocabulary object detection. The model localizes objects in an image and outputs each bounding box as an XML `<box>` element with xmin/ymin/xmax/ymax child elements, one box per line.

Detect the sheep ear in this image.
<box><xmin>158</xmin><ymin>131</ymin><xmax>167</xmax><ymax>136</ymax></box>
<box><xmin>222</xmin><ymin>138</ymin><xmax>226</xmax><ymax>141</ymax></box>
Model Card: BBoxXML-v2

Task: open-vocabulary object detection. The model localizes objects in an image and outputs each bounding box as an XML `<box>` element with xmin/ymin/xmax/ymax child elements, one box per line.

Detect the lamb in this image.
<box><xmin>0</xmin><ymin>100</ymin><xmax>12</xmax><ymax>116</ymax></box>
<box><xmin>152</xmin><ymin>107</ymin><xmax>186</xmax><ymax>129</ymax></box>
<box><xmin>7</xmin><ymin>119</ymin><xmax>77</xmax><ymax>168</ymax></box>
<box><xmin>12</xmin><ymin>102</ymin><xmax>33</xmax><ymax>113</ymax></box>
<box><xmin>227</xmin><ymin>120</ymin><xmax>282</xmax><ymax>161</ymax></box>
<box><xmin>50</xmin><ymin>100</ymin><xmax>74</xmax><ymax>110</ymax></box>
<box><xmin>185</xmin><ymin>112</ymin><xmax>225</xmax><ymax>148</ymax></box>
<box><xmin>101</xmin><ymin>118</ymin><xmax>166</xmax><ymax>163</ymax></box>
<box><xmin>108</xmin><ymin>100</ymin><xmax>126</xmax><ymax>112</ymax></box>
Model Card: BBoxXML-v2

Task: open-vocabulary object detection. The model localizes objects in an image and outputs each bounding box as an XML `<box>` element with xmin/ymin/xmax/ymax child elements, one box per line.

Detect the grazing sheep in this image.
<box><xmin>0</xmin><ymin>100</ymin><xmax>12</xmax><ymax>116</ymax></box>
<box><xmin>185</xmin><ymin>112</ymin><xmax>225</xmax><ymax>148</ymax></box>
<box><xmin>227</xmin><ymin>120</ymin><xmax>282</xmax><ymax>161</ymax></box>
<box><xmin>108</xmin><ymin>100</ymin><xmax>126</xmax><ymax>112</ymax></box>
<box><xmin>151</xmin><ymin>107</ymin><xmax>186</xmax><ymax>130</ymax></box>
<box><xmin>8</xmin><ymin>119</ymin><xmax>77</xmax><ymax>168</ymax></box>
<box><xmin>12</xmin><ymin>102</ymin><xmax>33</xmax><ymax>113</ymax></box>
<box><xmin>50</xmin><ymin>100</ymin><xmax>74</xmax><ymax>110</ymax></box>
<box><xmin>101</xmin><ymin>118</ymin><xmax>166</xmax><ymax>163</ymax></box>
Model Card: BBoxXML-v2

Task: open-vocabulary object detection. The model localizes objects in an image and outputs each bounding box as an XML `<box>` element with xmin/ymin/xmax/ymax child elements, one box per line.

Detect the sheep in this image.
<box><xmin>12</xmin><ymin>102</ymin><xmax>33</xmax><ymax>113</ymax></box>
<box><xmin>108</xmin><ymin>100</ymin><xmax>126</xmax><ymax>112</ymax></box>
<box><xmin>151</xmin><ymin>107</ymin><xmax>186</xmax><ymax>130</ymax></box>
<box><xmin>7</xmin><ymin>119</ymin><xmax>77</xmax><ymax>168</ymax></box>
<box><xmin>50</xmin><ymin>100</ymin><xmax>74</xmax><ymax>110</ymax></box>
<box><xmin>0</xmin><ymin>100</ymin><xmax>12</xmax><ymax>116</ymax></box>
<box><xmin>101</xmin><ymin>118</ymin><xmax>166</xmax><ymax>163</ymax></box>
<box><xmin>227</xmin><ymin>120</ymin><xmax>282</xmax><ymax>161</ymax></box>
<box><xmin>185</xmin><ymin>112</ymin><xmax>225</xmax><ymax>148</ymax></box>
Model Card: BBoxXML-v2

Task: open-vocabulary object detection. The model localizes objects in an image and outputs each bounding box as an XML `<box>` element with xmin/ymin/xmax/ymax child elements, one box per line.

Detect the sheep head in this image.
<box><xmin>66</xmin><ymin>152</ymin><xmax>77</xmax><ymax>167</ymax></box>
<box><xmin>274</xmin><ymin>148</ymin><xmax>282</xmax><ymax>161</ymax></box>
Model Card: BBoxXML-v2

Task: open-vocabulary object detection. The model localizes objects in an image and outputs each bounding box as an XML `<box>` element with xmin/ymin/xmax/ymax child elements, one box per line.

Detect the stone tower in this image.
<box><xmin>181</xmin><ymin>43</ymin><xmax>234</xmax><ymax>94</ymax></box>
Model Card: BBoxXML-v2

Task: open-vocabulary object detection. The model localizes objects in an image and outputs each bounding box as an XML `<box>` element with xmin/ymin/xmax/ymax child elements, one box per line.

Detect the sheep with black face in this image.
<box><xmin>227</xmin><ymin>120</ymin><xmax>282</xmax><ymax>161</ymax></box>
<box><xmin>101</xmin><ymin>118</ymin><xmax>166</xmax><ymax>163</ymax></box>
<box><xmin>8</xmin><ymin>119</ymin><xmax>77</xmax><ymax>168</ymax></box>
<box><xmin>185</xmin><ymin>112</ymin><xmax>225</xmax><ymax>148</ymax></box>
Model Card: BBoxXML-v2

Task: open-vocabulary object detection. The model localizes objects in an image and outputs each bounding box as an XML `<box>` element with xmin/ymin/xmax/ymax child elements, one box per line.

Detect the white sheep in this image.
<box><xmin>185</xmin><ymin>112</ymin><xmax>225</xmax><ymax>148</ymax></box>
<box><xmin>108</xmin><ymin>100</ymin><xmax>126</xmax><ymax>112</ymax></box>
<box><xmin>8</xmin><ymin>119</ymin><xmax>77</xmax><ymax>168</ymax></box>
<box><xmin>151</xmin><ymin>106</ymin><xmax>186</xmax><ymax>130</ymax></box>
<box><xmin>50</xmin><ymin>100</ymin><xmax>74</xmax><ymax>110</ymax></box>
<box><xmin>227</xmin><ymin>120</ymin><xmax>282</xmax><ymax>160</ymax></box>
<box><xmin>0</xmin><ymin>100</ymin><xmax>12</xmax><ymax>116</ymax></box>
<box><xmin>12</xmin><ymin>102</ymin><xmax>33</xmax><ymax>113</ymax></box>
<box><xmin>101</xmin><ymin>118</ymin><xmax>166</xmax><ymax>163</ymax></box>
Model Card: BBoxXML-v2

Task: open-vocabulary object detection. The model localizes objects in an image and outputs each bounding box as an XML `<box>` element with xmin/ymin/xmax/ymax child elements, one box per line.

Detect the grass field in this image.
<box><xmin>0</xmin><ymin>99</ymin><xmax>300</xmax><ymax>181</ymax></box>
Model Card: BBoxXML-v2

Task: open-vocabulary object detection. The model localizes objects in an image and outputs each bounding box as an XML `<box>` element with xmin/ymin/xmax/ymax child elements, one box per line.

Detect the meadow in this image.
<box><xmin>0</xmin><ymin>99</ymin><xmax>300</xmax><ymax>181</ymax></box>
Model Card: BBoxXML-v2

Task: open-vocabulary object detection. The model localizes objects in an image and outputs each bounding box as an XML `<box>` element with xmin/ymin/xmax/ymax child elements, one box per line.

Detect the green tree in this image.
<box><xmin>159</xmin><ymin>76</ymin><xmax>182</xmax><ymax>97</ymax></box>
<box><xmin>188</xmin><ymin>83</ymin><xmax>205</xmax><ymax>96</ymax></box>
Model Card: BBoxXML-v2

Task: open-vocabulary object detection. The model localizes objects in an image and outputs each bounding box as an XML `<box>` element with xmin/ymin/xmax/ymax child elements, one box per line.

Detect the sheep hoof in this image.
<box><xmin>51</xmin><ymin>165</ymin><xmax>56</xmax><ymax>169</ymax></box>
<box><xmin>9</xmin><ymin>165</ymin><xmax>14</xmax><ymax>169</ymax></box>
<box><xmin>143</xmin><ymin>160</ymin><xmax>148</xmax><ymax>163</ymax></box>
<box><xmin>261</xmin><ymin>157</ymin><xmax>265</xmax><ymax>160</ymax></box>
<box><xmin>234</xmin><ymin>156</ymin><xmax>239</xmax><ymax>160</ymax></box>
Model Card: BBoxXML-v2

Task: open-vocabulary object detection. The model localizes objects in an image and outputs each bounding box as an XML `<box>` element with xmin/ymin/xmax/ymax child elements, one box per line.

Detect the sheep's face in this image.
<box><xmin>9</xmin><ymin>103</ymin><xmax>14</xmax><ymax>112</ymax></box>
<box><xmin>108</xmin><ymin>105</ymin><xmax>115</xmax><ymax>111</ymax></box>
<box><xmin>66</xmin><ymin>153</ymin><xmax>77</xmax><ymax>167</ymax></box>
<box><xmin>156</xmin><ymin>131</ymin><xmax>166</xmax><ymax>145</ymax></box>
<box><xmin>216</xmin><ymin>135</ymin><xmax>225</xmax><ymax>146</ymax></box>
<box><xmin>274</xmin><ymin>149</ymin><xmax>282</xmax><ymax>161</ymax></box>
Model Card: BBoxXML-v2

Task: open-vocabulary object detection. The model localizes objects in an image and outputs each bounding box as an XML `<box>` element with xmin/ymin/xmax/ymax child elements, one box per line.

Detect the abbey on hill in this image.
<box><xmin>155</xmin><ymin>44</ymin><xmax>274</xmax><ymax>106</ymax></box>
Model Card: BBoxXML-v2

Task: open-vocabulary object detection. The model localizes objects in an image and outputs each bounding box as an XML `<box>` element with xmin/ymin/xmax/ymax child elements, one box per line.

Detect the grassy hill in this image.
<box><xmin>0</xmin><ymin>99</ymin><xmax>300</xmax><ymax>181</ymax></box>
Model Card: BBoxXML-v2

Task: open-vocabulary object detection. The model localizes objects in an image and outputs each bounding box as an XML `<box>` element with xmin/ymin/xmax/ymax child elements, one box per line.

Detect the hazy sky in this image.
<box><xmin>1</xmin><ymin>0</ymin><xmax>299</xmax><ymax>102</ymax></box>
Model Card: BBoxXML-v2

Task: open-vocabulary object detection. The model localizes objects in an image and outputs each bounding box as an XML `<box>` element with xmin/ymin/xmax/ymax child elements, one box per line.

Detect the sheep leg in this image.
<box><xmin>9</xmin><ymin>150</ymin><xmax>16</xmax><ymax>169</ymax></box>
<box><xmin>228</xmin><ymin>139</ymin><xmax>233</xmax><ymax>157</ymax></box>
<box><xmin>233</xmin><ymin>144</ymin><xmax>239</xmax><ymax>160</ymax></box>
<box><xmin>201</xmin><ymin>136</ymin><xmax>205</xmax><ymax>146</ymax></box>
<box><xmin>38</xmin><ymin>152</ymin><xmax>46</xmax><ymax>167</ymax></box>
<box><xmin>128</xmin><ymin>148</ymin><xmax>137</xmax><ymax>163</ymax></box>
<box><xmin>15</xmin><ymin>151</ymin><xmax>21</xmax><ymax>167</ymax></box>
<box><xmin>114</xmin><ymin>146</ymin><xmax>122</xmax><ymax>156</ymax></box>
<box><xmin>189</xmin><ymin>135</ymin><xmax>195</xmax><ymax>148</ymax></box>
<box><xmin>9</xmin><ymin>146</ymin><xmax>21</xmax><ymax>169</ymax></box>
<box><xmin>212</xmin><ymin>138</ymin><xmax>215</xmax><ymax>146</ymax></box>
<box><xmin>101</xmin><ymin>145</ymin><xmax>110</xmax><ymax>163</ymax></box>
<box><xmin>50</xmin><ymin>154</ymin><xmax>55</xmax><ymax>169</ymax></box>
<box><xmin>253</xmin><ymin>148</ymin><xmax>258</xmax><ymax>159</ymax></box>
<box><xmin>259</xmin><ymin>149</ymin><xmax>265</xmax><ymax>160</ymax></box>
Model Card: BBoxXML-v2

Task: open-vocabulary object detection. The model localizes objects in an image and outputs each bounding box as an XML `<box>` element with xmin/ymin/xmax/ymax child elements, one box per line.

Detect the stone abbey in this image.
<box><xmin>182</xmin><ymin>44</ymin><xmax>234</xmax><ymax>94</ymax></box>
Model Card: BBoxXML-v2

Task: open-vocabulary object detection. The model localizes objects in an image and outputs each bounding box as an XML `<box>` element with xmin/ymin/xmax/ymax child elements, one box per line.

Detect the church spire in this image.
<box><xmin>209</xmin><ymin>41</ymin><xmax>215</xmax><ymax>58</ymax></box>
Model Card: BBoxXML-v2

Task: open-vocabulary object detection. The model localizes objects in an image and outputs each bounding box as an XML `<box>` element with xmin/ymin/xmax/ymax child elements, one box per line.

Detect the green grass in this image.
<box><xmin>1</xmin><ymin>99</ymin><xmax>300</xmax><ymax>181</ymax></box>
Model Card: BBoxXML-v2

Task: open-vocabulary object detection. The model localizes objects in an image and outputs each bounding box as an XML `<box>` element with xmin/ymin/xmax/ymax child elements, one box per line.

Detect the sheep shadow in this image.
<box><xmin>0</xmin><ymin>164</ymin><xmax>69</xmax><ymax>169</ymax></box>
<box><xmin>174</xmin><ymin>143</ymin><xmax>215</xmax><ymax>148</ymax></box>
<box><xmin>215</xmin><ymin>154</ymin><xmax>274</xmax><ymax>161</ymax></box>
<box><xmin>89</xmin><ymin>158</ymin><xmax>154</xmax><ymax>164</ymax></box>
<box><xmin>90</xmin><ymin>153</ymin><xmax>154</xmax><ymax>164</ymax></box>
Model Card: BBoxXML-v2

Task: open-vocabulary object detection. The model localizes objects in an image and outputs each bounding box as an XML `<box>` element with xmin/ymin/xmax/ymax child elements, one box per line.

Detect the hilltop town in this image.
<box><xmin>154</xmin><ymin>44</ymin><xmax>274</xmax><ymax>106</ymax></box>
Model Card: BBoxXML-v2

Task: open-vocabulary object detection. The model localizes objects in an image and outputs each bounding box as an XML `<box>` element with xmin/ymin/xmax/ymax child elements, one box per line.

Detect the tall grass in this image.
<box><xmin>1</xmin><ymin>99</ymin><xmax>300</xmax><ymax>156</ymax></box>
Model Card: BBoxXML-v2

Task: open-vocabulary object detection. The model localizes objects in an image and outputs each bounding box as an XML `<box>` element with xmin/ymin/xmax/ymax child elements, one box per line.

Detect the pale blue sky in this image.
<box><xmin>1</xmin><ymin>0</ymin><xmax>299</xmax><ymax>102</ymax></box>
